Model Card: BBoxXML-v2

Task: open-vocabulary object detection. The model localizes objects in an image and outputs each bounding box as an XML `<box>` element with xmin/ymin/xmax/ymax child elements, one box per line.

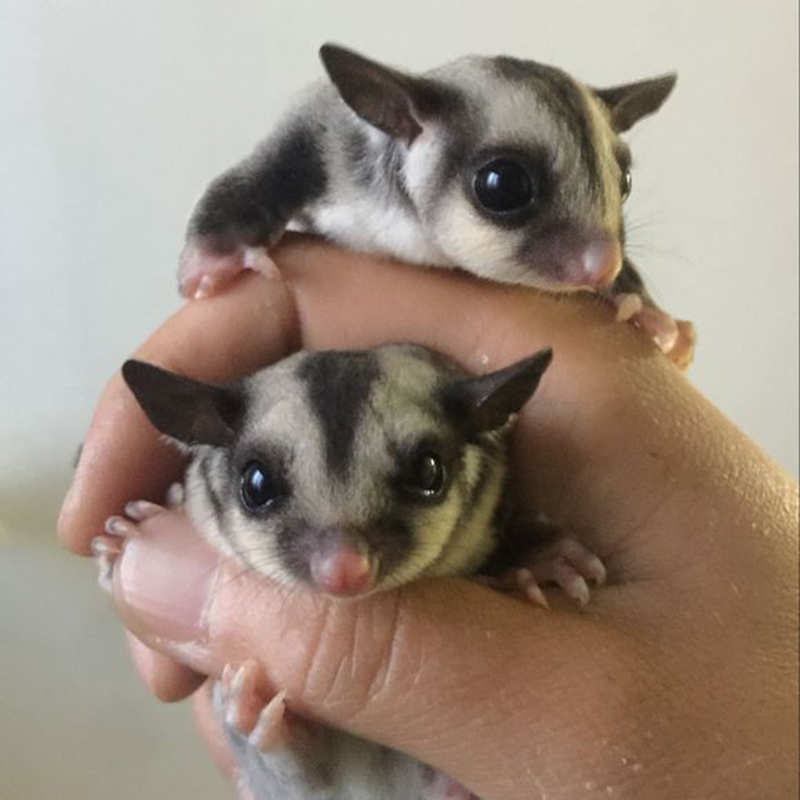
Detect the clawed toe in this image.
<box><xmin>611</xmin><ymin>293</ymin><xmax>695</xmax><ymax>367</ymax></box>
<box><xmin>95</xmin><ymin>487</ymin><xmax>184</xmax><ymax>592</ymax></box>
<box><xmin>218</xmin><ymin>660</ymin><xmax>299</xmax><ymax>754</ymax></box>
<box><xmin>178</xmin><ymin>242</ymin><xmax>260</xmax><ymax>299</ymax></box>
<box><xmin>123</xmin><ymin>499</ymin><xmax>166</xmax><ymax>521</ymax></box>
<box><xmin>518</xmin><ymin>536</ymin><xmax>607</xmax><ymax>609</ymax></box>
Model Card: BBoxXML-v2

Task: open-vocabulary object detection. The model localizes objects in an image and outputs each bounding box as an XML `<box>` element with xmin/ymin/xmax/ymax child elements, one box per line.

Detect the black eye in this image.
<box><xmin>410</xmin><ymin>452</ymin><xmax>446</xmax><ymax>497</ymax></box>
<box><xmin>473</xmin><ymin>158</ymin><xmax>534</xmax><ymax>213</ymax></box>
<box><xmin>620</xmin><ymin>169</ymin><xmax>632</xmax><ymax>201</ymax></box>
<box><xmin>240</xmin><ymin>461</ymin><xmax>281</xmax><ymax>512</ymax></box>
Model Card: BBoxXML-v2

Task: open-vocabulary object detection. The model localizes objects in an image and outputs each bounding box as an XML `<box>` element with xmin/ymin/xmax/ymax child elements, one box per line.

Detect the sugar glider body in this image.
<box><xmin>120</xmin><ymin>344</ymin><xmax>606</xmax><ymax>800</ymax></box>
<box><xmin>179</xmin><ymin>45</ymin><xmax>693</xmax><ymax>364</ymax></box>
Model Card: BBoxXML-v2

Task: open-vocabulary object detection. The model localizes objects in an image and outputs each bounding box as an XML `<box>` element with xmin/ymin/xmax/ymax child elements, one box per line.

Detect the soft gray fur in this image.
<box><xmin>182</xmin><ymin>44</ymin><xmax>676</xmax><ymax>301</ymax></box>
<box><xmin>122</xmin><ymin>344</ymin><xmax>552</xmax><ymax>800</ymax></box>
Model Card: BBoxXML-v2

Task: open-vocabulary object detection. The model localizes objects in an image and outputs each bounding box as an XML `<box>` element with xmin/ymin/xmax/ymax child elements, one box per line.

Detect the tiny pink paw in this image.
<box><xmin>93</xmin><ymin>485</ymin><xmax>184</xmax><ymax>591</ymax></box>
<box><xmin>178</xmin><ymin>242</ymin><xmax>278</xmax><ymax>299</ymax></box>
<box><xmin>613</xmin><ymin>294</ymin><xmax>695</xmax><ymax>368</ymax></box>
<box><xmin>218</xmin><ymin>660</ymin><xmax>309</xmax><ymax>754</ymax></box>
<box><xmin>516</xmin><ymin>536</ymin><xmax>607</xmax><ymax>609</ymax></box>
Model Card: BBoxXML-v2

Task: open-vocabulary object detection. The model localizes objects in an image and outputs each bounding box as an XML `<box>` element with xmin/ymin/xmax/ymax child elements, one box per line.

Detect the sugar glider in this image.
<box><xmin>178</xmin><ymin>44</ymin><xmax>694</xmax><ymax>366</ymax></box>
<box><xmin>105</xmin><ymin>344</ymin><xmax>606</xmax><ymax>800</ymax></box>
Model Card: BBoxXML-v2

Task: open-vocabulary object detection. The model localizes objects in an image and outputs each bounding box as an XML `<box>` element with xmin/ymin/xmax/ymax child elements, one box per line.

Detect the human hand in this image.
<box><xmin>58</xmin><ymin>236</ymin><xmax>798</xmax><ymax>799</ymax></box>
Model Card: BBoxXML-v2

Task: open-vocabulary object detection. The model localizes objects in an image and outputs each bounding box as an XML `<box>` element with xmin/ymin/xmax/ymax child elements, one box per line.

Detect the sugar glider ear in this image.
<box><xmin>454</xmin><ymin>348</ymin><xmax>553</xmax><ymax>433</ymax></box>
<box><xmin>594</xmin><ymin>74</ymin><xmax>677</xmax><ymax>132</ymax></box>
<box><xmin>319</xmin><ymin>43</ymin><xmax>446</xmax><ymax>144</ymax></box>
<box><xmin>122</xmin><ymin>360</ymin><xmax>244</xmax><ymax>447</ymax></box>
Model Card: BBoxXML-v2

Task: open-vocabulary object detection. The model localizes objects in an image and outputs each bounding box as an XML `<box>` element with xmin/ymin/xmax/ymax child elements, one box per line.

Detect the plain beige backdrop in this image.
<box><xmin>1</xmin><ymin>1</ymin><xmax>797</xmax><ymax>798</ymax></box>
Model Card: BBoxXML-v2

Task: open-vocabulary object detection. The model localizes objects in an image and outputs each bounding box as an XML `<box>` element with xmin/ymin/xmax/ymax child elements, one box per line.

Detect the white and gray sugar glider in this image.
<box><xmin>178</xmin><ymin>44</ymin><xmax>694</xmax><ymax>366</ymax></box>
<box><xmin>111</xmin><ymin>343</ymin><xmax>606</xmax><ymax>800</ymax></box>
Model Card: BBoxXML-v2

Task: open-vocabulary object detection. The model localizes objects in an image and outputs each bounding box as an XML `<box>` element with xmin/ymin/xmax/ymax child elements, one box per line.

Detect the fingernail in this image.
<box><xmin>114</xmin><ymin>511</ymin><xmax>221</xmax><ymax>645</ymax></box>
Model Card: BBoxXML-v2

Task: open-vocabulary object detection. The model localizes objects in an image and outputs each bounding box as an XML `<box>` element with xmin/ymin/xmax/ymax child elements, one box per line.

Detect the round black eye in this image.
<box><xmin>240</xmin><ymin>461</ymin><xmax>281</xmax><ymax>511</ymax></box>
<box><xmin>620</xmin><ymin>169</ymin><xmax>632</xmax><ymax>201</ymax></box>
<box><xmin>473</xmin><ymin>159</ymin><xmax>534</xmax><ymax>213</ymax></box>
<box><xmin>412</xmin><ymin>453</ymin><xmax>446</xmax><ymax>496</ymax></box>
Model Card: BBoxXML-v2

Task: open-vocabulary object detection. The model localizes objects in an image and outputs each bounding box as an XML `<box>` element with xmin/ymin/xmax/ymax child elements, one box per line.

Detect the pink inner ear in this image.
<box><xmin>309</xmin><ymin>543</ymin><xmax>377</xmax><ymax>596</ymax></box>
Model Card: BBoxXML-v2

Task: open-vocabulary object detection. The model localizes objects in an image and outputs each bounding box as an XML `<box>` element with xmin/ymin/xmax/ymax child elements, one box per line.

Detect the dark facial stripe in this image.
<box><xmin>299</xmin><ymin>350</ymin><xmax>381</xmax><ymax>478</ymax></box>
<box><xmin>199</xmin><ymin>454</ymin><xmax>226</xmax><ymax>530</ymax></box>
<box><xmin>424</xmin><ymin>441</ymin><xmax>504</xmax><ymax>576</ymax></box>
<box><xmin>492</xmin><ymin>56</ymin><xmax>605</xmax><ymax>204</ymax></box>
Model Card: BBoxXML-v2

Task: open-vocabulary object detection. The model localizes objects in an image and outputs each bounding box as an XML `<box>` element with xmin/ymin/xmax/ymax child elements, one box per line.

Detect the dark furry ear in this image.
<box><xmin>122</xmin><ymin>360</ymin><xmax>243</xmax><ymax>447</ymax></box>
<box><xmin>453</xmin><ymin>348</ymin><xmax>553</xmax><ymax>433</ymax></box>
<box><xmin>594</xmin><ymin>74</ymin><xmax>677</xmax><ymax>132</ymax></box>
<box><xmin>319</xmin><ymin>43</ymin><xmax>445</xmax><ymax>144</ymax></box>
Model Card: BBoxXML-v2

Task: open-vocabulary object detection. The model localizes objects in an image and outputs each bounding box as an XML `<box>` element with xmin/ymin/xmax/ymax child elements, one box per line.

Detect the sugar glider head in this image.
<box><xmin>320</xmin><ymin>44</ymin><xmax>676</xmax><ymax>292</ymax></box>
<box><xmin>122</xmin><ymin>345</ymin><xmax>552</xmax><ymax>598</ymax></box>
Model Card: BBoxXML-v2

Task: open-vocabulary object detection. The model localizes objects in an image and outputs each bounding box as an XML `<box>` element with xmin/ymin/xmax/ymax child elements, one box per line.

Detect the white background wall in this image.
<box><xmin>1</xmin><ymin>1</ymin><xmax>797</xmax><ymax>798</ymax></box>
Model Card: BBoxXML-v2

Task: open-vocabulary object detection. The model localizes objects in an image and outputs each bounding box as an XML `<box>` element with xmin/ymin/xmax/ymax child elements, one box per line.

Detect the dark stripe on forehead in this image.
<box><xmin>299</xmin><ymin>350</ymin><xmax>381</xmax><ymax>478</ymax></box>
<box><xmin>492</xmin><ymin>56</ymin><xmax>604</xmax><ymax>202</ymax></box>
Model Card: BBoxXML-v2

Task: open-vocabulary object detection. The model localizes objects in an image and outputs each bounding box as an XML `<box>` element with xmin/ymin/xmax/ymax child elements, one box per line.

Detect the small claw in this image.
<box><xmin>652</xmin><ymin>325</ymin><xmax>679</xmax><ymax>355</ymax></box>
<box><xmin>123</xmin><ymin>500</ymin><xmax>165</xmax><ymax>521</ymax></box>
<box><xmin>178</xmin><ymin>276</ymin><xmax>199</xmax><ymax>299</ymax></box>
<box><xmin>243</xmin><ymin>247</ymin><xmax>280</xmax><ymax>278</ymax></box>
<box><xmin>669</xmin><ymin>320</ymin><xmax>697</xmax><ymax>370</ymax></box>
<box><xmin>545</xmin><ymin>537</ymin><xmax>607</xmax><ymax>586</ymax></box>
<box><xmin>225</xmin><ymin>664</ymin><xmax>248</xmax><ymax>730</ymax></box>
<box><xmin>629</xmin><ymin>306</ymin><xmax>679</xmax><ymax>354</ymax></box>
<box><xmin>516</xmin><ymin>569</ymin><xmax>551</xmax><ymax>610</ymax></box>
<box><xmin>90</xmin><ymin>535</ymin><xmax>123</xmax><ymax>558</ymax></box>
<box><xmin>91</xmin><ymin>535</ymin><xmax>124</xmax><ymax>593</ymax></box>
<box><xmin>248</xmin><ymin>691</ymin><xmax>288</xmax><ymax>752</ymax></box>
<box><xmin>219</xmin><ymin>659</ymin><xmax>265</xmax><ymax>735</ymax></box>
<box><xmin>614</xmin><ymin>292</ymin><xmax>644</xmax><ymax>322</ymax></box>
<box><xmin>178</xmin><ymin>243</ymin><xmax>249</xmax><ymax>300</ymax></box>
<box><xmin>166</xmin><ymin>482</ymin><xmax>185</xmax><ymax>508</ymax></box>
<box><xmin>104</xmin><ymin>516</ymin><xmax>139</xmax><ymax>537</ymax></box>
<box><xmin>520</xmin><ymin>536</ymin><xmax>607</xmax><ymax>608</ymax></box>
<box><xmin>553</xmin><ymin>564</ymin><xmax>591</xmax><ymax>607</ymax></box>
<box><xmin>194</xmin><ymin>274</ymin><xmax>216</xmax><ymax>300</ymax></box>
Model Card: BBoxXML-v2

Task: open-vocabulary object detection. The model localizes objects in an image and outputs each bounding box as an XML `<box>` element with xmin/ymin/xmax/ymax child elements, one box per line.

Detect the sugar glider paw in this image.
<box><xmin>217</xmin><ymin>660</ymin><xmax>310</xmax><ymax>754</ymax></box>
<box><xmin>516</xmin><ymin>536</ymin><xmax>607</xmax><ymax>609</ymax></box>
<box><xmin>613</xmin><ymin>294</ymin><xmax>695</xmax><ymax>368</ymax></box>
<box><xmin>93</xmin><ymin>484</ymin><xmax>185</xmax><ymax>591</ymax></box>
<box><xmin>178</xmin><ymin>241</ymin><xmax>278</xmax><ymax>299</ymax></box>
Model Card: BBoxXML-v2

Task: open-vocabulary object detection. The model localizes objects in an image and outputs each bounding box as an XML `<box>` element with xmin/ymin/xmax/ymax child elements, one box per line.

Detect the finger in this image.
<box><xmin>126</xmin><ymin>631</ymin><xmax>206</xmax><ymax>702</ymax></box>
<box><xmin>109</xmin><ymin>511</ymin><xmax>648</xmax><ymax>800</ymax></box>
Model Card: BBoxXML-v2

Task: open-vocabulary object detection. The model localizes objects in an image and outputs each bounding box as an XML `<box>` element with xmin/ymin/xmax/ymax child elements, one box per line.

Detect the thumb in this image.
<box><xmin>108</xmin><ymin>510</ymin><xmax>641</xmax><ymax>798</ymax></box>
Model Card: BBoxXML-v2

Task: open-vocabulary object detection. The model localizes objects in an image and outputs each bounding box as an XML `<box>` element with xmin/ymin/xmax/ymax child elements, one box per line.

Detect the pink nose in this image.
<box><xmin>569</xmin><ymin>237</ymin><xmax>623</xmax><ymax>290</ymax></box>
<box><xmin>310</xmin><ymin>539</ymin><xmax>377</xmax><ymax>597</ymax></box>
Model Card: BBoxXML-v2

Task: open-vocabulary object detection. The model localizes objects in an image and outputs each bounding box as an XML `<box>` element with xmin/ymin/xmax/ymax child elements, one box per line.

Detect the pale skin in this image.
<box><xmin>58</xmin><ymin>236</ymin><xmax>798</xmax><ymax>800</ymax></box>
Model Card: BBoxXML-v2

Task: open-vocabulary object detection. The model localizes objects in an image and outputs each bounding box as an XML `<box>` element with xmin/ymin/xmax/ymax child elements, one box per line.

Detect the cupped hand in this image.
<box><xmin>58</xmin><ymin>236</ymin><xmax>798</xmax><ymax>800</ymax></box>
